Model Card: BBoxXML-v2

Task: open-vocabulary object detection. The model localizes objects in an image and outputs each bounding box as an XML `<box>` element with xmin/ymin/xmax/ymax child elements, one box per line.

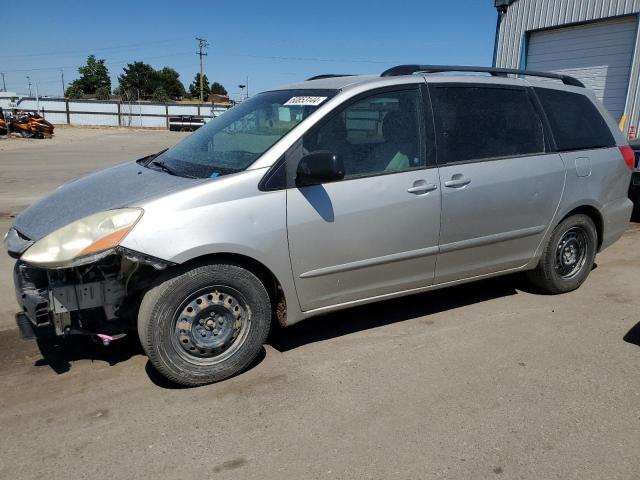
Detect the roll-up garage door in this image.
<box><xmin>526</xmin><ymin>16</ymin><xmax>637</xmax><ymax>122</ymax></box>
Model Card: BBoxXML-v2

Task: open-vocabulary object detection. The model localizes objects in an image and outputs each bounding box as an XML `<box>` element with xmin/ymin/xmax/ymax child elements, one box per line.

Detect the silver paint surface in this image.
<box><xmin>13</xmin><ymin>161</ymin><xmax>205</xmax><ymax>240</ymax></box>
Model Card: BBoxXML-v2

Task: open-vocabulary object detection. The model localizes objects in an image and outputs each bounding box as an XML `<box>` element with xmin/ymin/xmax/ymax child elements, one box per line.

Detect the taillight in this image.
<box><xmin>619</xmin><ymin>145</ymin><xmax>635</xmax><ymax>170</ymax></box>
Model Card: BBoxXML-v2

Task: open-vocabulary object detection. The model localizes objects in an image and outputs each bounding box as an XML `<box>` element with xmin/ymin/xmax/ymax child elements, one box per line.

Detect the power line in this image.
<box><xmin>215</xmin><ymin>51</ymin><xmax>393</xmax><ymax>64</ymax></box>
<box><xmin>2</xmin><ymin>51</ymin><xmax>193</xmax><ymax>73</ymax></box>
<box><xmin>0</xmin><ymin>37</ymin><xmax>192</xmax><ymax>60</ymax></box>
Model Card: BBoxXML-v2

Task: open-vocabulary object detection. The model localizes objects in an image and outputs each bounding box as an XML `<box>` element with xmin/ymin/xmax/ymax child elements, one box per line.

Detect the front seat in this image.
<box><xmin>375</xmin><ymin>111</ymin><xmax>418</xmax><ymax>172</ymax></box>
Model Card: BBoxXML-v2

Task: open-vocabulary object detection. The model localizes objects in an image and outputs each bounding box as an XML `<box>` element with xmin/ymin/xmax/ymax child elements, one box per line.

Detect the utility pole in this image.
<box><xmin>195</xmin><ymin>37</ymin><xmax>209</xmax><ymax>103</ymax></box>
<box><xmin>1</xmin><ymin>73</ymin><xmax>5</xmax><ymax>92</ymax></box>
<box><xmin>26</xmin><ymin>76</ymin><xmax>32</xmax><ymax>96</ymax></box>
<box><xmin>60</xmin><ymin>68</ymin><xmax>65</xmax><ymax>97</ymax></box>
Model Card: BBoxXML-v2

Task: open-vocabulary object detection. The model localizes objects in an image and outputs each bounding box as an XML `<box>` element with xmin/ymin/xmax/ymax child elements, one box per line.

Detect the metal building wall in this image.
<box><xmin>494</xmin><ymin>0</ymin><xmax>640</xmax><ymax>135</ymax></box>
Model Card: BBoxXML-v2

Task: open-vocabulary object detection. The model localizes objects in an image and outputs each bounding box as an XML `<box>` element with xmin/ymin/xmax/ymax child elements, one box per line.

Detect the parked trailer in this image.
<box><xmin>168</xmin><ymin>115</ymin><xmax>206</xmax><ymax>132</ymax></box>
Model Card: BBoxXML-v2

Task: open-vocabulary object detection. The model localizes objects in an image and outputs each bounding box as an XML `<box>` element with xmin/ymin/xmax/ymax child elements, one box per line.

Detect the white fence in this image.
<box><xmin>10</xmin><ymin>97</ymin><xmax>229</xmax><ymax>129</ymax></box>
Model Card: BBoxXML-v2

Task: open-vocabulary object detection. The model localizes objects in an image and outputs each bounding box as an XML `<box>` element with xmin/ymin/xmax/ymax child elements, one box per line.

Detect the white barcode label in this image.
<box><xmin>283</xmin><ymin>96</ymin><xmax>327</xmax><ymax>106</ymax></box>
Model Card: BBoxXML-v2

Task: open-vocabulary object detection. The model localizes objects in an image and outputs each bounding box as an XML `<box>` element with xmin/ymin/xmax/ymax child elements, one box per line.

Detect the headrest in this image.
<box><xmin>382</xmin><ymin>111</ymin><xmax>414</xmax><ymax>143</ymax></box>
<box><xmin>320</xmin><ymin>117</ymin><xmax>348</xmax><ymax>143</ymax></box>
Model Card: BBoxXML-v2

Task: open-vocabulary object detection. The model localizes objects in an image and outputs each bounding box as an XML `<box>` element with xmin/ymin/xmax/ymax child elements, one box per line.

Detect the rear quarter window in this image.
<box><xmin>534</xmin><ymin>87</ymin><xmax>615</xmax><ymax>151</ymax></box>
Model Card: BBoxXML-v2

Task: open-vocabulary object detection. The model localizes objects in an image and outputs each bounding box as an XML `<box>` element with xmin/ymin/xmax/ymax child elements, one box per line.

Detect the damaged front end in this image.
<box><xmin>11</xmin><ymin>239</ymin><xmax>172</xmax><ymax>343</ymax></box>
<box><xmin>4</xmin><ymin>208</ymin><xmax>175</xmax><ymax>343</ymax></box>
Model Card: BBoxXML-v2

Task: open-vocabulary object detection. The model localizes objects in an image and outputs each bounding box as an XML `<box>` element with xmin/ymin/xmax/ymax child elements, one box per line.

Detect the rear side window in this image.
<box><xmin>430</xmin><ymin>85</ymin><xmax>545</xmax><ymax>164</ymax></box>
<box><xmin>535</xmin><ymin>87</ymin><xmax>615</xmax><ymax>151</ymax></box>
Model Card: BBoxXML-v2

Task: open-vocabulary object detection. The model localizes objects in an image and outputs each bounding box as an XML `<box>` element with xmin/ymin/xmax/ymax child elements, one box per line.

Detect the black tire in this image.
<box><xmin>527</xmin><ymin>214</ymin><xmax>597</xmax><ymax>294</ymax></box>
<box><xmin>138</xmin><ymin>262</ymin><xmax>271</xmax><ymax>386</ymax></box>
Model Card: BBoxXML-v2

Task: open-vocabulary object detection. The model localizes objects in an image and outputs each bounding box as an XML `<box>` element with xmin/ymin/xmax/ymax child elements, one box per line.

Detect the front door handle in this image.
<box><xmin>444</xmin><ymin>174</ymin><xmax>471</xmax><ymax>188</ymax></box>
<box><xmin>407</xmin><ymin>181</ymin><xmax>438</xmax><ymax>195</ymax></box>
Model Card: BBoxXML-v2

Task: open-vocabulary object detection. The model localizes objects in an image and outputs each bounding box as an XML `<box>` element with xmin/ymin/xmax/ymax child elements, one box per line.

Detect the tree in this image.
<box><xmin>189</xmin><ymin>73</ymin><xmax>210</xmax><ymax>100</ymax></box>
<box><xmin>151</xmin><ymin>86</ymin><xmax>170</xmax><ymax>103</ymax></box>
<box><xmin>210</xmin><ymin>82</ymin><xmax>227</xmax><ymax>96</ymax></box>
<box><xmin>156</xmin><ymin>67</ymin><xmax>186</xmax><ymax>100</ymax></box>
<box><xmin>72</xmin><ymin>55</ymin><xmax>110</xmax><ymax>95</ymax></box>
<box><xmin>95</xmin><ymin>86</ymin><xmax>111</xmax><ymax>100</ymax></box>
<box><xmin>118</xmin><ymin>61</ymin><xmax>157</xmax><ymax>100</ymax></box>
<box><xmin>65</xmin><ymin>83</ymin><xmax>84</xmax><ymax>99</ymax></box>
<box><xmin>116</xmin><ymin>63</ymin><xmax>186</xmax><ymax>101</ymax></box>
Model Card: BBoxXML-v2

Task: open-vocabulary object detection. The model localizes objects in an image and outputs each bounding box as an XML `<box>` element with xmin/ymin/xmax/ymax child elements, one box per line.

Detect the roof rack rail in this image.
<box><xmin>380</xmin><ymin>65</ymin><xmax>585</xmax><ymax>88</ymax></box>
<box><xmin>306</xmin><ymin>74</ymin><xmax>357</xmax><ymax>81</ymax></box>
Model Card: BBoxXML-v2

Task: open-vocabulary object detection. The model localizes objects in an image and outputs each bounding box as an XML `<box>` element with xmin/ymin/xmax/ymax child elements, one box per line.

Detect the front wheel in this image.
<box><xmin>527</xmin><ymin>214</ymin><xmax>597</xmax><ymax>294</ymax></box>
<box><xmin>138</xmin><ymin>263</ymin><xmax>272</xmax><ymax>386</ymax></box>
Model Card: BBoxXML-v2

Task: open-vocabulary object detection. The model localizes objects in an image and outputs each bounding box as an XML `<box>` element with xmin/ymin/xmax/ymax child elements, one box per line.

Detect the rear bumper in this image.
<box><xmin>600</xmin><ymin>197</ymin><xmax>634</xmax><ymax>251</ymax></box>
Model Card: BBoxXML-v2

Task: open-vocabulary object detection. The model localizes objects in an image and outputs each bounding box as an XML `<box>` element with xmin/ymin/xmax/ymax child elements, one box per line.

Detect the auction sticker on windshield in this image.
<box><xmin>284</xmin><ymin>96</ymin><xmax>327</xmax><ymax>106</ymax></box>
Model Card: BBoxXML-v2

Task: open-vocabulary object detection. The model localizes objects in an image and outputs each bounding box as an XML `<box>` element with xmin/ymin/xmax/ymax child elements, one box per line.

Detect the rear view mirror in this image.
<box><xmin>296</xmin><ymin>151</ymin><xmax>345</xmax><ymax>187</ymax></box>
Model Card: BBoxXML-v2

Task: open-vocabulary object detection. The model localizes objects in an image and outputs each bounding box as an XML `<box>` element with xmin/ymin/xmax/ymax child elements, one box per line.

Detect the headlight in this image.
<box><xmin>21</xmin><ymin>208</ymin><xmax>143</xmax><ymax>267</ymax></box>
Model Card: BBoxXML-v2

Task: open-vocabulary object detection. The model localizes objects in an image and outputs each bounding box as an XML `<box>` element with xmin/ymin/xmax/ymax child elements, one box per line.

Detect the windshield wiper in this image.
<box><xmin>137</xmin><ymin>148</ymin><xmax>168</xmax><ymax>166</ymax></box>
<box><xmin>150</xmin><ymin>159</ymin><xmax>181</xmax><ymax>176</ymax></box>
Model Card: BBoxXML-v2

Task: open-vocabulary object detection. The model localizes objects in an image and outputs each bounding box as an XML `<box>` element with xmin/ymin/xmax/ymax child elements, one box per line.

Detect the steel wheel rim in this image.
<box><xmin>555</xmin><ymin>227</ymin><xmax>588</xmax><ymax>279</ymax></box>
<box><xmin>171</xmin><ymin>286</ymin><xmax>251</xmax><ymax>365</ymax></box>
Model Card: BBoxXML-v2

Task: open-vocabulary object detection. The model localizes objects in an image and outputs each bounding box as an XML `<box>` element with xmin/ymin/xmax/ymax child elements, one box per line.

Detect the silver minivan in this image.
<box><xmin>5</xmin><ymin>65</ymin><xmax>634</xmax><ymax>386</ymax></box>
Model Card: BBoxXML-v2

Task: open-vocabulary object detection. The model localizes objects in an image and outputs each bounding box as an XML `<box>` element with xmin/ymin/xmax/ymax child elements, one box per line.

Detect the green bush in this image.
<box><xmin>65</xmin><ymin>83</ymin><xmax>84</xmax><ymax>99</ymax></box>
<box><xmin>95</xmin><ymin>86</ymin><xmax>111</xmax><ymax>100</ymax></box>
<box><xmin>151</xmin><ymin>87</ymin><xmax>170</xmax><ymax>104</ymax></box>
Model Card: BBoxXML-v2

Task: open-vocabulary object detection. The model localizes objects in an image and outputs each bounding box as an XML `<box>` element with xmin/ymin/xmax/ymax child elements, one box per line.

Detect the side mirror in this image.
<box><xmin>296</xmin><ymin>151</ymin><xmax>345</xmax><ymax>187</ymax></box>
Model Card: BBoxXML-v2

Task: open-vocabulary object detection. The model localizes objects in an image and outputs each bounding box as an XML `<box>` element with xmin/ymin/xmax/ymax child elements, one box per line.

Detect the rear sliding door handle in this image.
<box><xmin>407</xmin><ymin>183</ymin><xmax>438</xmax><ymax>195</ymax></box>
<box><xmin>444</xmin><ymin>175</ymin><xmax>471</xmax><ymax>188</ymax></box>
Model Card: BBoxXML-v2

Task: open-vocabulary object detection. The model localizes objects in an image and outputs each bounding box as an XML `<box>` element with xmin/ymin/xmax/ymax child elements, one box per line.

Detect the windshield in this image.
<box><xmin>156</xmin><ymin>89</ymin><xmax>337</xmax><ymax>178</ymax></box>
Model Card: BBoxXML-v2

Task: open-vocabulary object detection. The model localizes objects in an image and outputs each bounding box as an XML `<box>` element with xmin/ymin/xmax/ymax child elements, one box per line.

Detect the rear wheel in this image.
<box><xmin>527</xmin><ymin>214</ymin><xmax>597</xmax><ymax>294</ymax></box>
<box><xmin>138</xmin><ymin>263</ymin><xmax>271</xmax><ymax>386</ymax></box>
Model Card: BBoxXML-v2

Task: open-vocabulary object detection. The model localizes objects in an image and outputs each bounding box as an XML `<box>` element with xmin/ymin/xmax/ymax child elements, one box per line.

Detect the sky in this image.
<box><xmin>1</xmin><ymin>0</ymin><xmax>499</xmax><ymax>100</ymax></box>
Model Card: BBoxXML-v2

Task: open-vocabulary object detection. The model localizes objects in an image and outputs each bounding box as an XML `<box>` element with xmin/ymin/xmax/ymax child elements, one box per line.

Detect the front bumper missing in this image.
<box><xmin>13</xmin><ymin>262</ymin><xmax>51</xmax><ymax>327</ymax></box>
<box><xmin>13</xmin><ymin>259</ymin><xmax>131</xmax><ymax>337</ymax></box>
<box><xmin>9</xmin><ymin>227</ymin><xmax>174</xmax><ymax>337</ymax></box>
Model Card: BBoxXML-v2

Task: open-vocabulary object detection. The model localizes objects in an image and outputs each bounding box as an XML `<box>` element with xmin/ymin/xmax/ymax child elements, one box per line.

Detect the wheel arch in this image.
<box><xmin>177</xmin><ymin>252</ymin><xmax>288</xmax><ymax>326</ymax></box>
<box><xmin>558</xmin><ymin>204</ymin><xmax>604</xmax><ymax>251</ymax></box>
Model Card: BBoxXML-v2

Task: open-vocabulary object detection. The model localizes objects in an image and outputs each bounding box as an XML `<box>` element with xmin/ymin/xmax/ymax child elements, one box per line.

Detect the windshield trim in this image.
<box><xmin>157</xmin><ymin>89</ymin><xmax>338</xmax><ymax>179</ymax></box>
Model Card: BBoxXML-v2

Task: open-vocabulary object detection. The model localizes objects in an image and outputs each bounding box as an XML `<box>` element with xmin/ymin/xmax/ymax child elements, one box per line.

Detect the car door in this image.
<box><xmin>286</xmin><ymin>86</ymin><xmax>442</xmax><ymax>311</ymax></box>
<box><xmin>428</xmin><ymin>82</ymin><xmax>565</xmax><ymax>284</ymax></box>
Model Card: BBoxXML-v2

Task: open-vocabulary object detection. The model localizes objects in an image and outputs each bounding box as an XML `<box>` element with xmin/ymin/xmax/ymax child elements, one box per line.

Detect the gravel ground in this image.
<box><xmin>0</xmin><ymin>127</ymin><xmax>638</xmax><ymax>480</ymax></box>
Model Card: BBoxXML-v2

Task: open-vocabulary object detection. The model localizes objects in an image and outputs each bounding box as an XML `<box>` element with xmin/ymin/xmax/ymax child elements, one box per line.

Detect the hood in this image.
<box><xmin>13</xmin><ymin>161</ymin><xmax>206</xmax><ymax>241</ymax></box>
